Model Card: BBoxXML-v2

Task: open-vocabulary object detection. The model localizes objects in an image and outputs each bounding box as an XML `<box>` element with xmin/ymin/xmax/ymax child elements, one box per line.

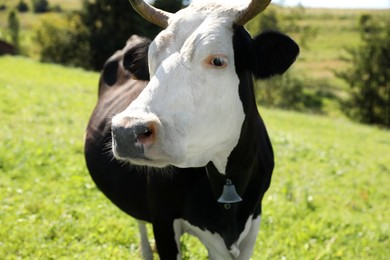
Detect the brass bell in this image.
<box><xmin>217</xmin><ymin>179</ymin><xmax>242</xmax><ymax>204</ymax></box>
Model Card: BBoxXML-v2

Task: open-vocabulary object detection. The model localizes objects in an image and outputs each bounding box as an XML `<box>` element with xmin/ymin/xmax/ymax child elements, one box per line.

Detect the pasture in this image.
<box><xmin>0</xmin><ymin>56</ymin><xmax>389</xmax><ymax>259</ymax></box>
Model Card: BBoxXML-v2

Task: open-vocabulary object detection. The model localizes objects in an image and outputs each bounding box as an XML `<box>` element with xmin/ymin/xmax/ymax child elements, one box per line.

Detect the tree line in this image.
<box><xmin>30</xmin><ymin>0</ymin><xmax>184</xmax><ymax>70</ymax></box>
<box><xmin>5</xmin><ymin>1</ymin><xmax>390</xmax><ymax>127</ymax></box>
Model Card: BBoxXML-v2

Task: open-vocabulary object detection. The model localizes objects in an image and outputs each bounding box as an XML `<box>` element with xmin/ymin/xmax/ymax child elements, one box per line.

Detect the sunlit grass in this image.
<box><xmin>1</xmin><ymin>56</ymin><xmax>389</xmax><ymax>259</ymax></box>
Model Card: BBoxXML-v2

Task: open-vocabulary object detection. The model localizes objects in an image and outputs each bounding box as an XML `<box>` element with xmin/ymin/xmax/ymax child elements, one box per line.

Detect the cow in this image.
<box><xmin>0</xmin><ymin>40</ymin><xmax>15</xmax><ymax>56</ymax></box>
<box><xmin>84</xmin><ymin>0</ymin><xmax>299</xmax><ymax>259</ymax></box>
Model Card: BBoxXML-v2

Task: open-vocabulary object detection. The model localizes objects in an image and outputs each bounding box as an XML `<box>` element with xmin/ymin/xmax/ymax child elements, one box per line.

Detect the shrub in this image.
<box><xmin>31</xmin><ymin>0</ymin><xmax>49</xmax><ymax>13</ymax></box>
<box><xmin>336</xmin><ymin>15</ymin><xmax>390</xmax><ymax>127</ymax></box>
<box><xmin>34</xmin><ymin>13</ymin><xmax>91</xmax><ymax>68</ymax></box>
<box><xmin>252</xmin><ymin>5</ymin><xmax>321</xmax><ymax>112</ymax></box>
<box><xmin>255</xmin><ymin>72</ymin><xmax>324</xmax><ymax>113</ymax></box>
<box><xmin>17</xmin><ymin>0</ymin><xmax>29</xmax><ymax>13</ymax></box>
<box><xmin>8</xmin><ymin>10</ymin><xmax>20</xmax><ymax>54</ymax></box>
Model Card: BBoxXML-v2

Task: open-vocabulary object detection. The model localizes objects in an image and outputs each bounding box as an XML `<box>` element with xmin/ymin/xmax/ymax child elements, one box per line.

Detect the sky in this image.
<box><xmin>272</xmin><ymin>0</ymin><xmax>390</xmax><ymax>9</ymax></box>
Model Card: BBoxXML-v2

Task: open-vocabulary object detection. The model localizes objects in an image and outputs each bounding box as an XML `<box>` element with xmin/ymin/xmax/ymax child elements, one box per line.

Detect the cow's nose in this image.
<box><xmin>132</xmin><ymin>122</ymin><xmax>156</xmax><ymax>146</ymax></box>
<box><xmin>111</xmin><ymin>120</ymin><xmax>157</xmax><ymax>159</ymax></box>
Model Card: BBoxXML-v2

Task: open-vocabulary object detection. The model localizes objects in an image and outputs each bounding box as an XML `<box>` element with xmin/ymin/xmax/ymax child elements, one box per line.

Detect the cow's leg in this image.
<box><xmin>236</xmin><ymin>215</ymin><xmax>261</xmax><ymax>260</ymax></box>
<box><xmin>153</xmin><ymin>220</ymin><xmax>181</xmax><ymax>260</ymax></box>
<box><xmin>138</xmin><ymin>221</ymin><xmax>153</xmax><ymax>260</ymax></box>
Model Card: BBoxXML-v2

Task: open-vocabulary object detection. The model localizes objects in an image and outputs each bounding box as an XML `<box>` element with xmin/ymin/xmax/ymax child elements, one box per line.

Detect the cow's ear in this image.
<box><xmin>102</xmin><ymin>59</ymin><xmax>119</xmax><ymax>86</ymax></box>
<box><xmin>123</xmin><ymin>40</ymin><xmax>150</xmax><ymax>81</ymax></box>
<box><xmin>250</xmin><ymin>31</ymin><xmax>299</xmax><ymax>79</ymax></box>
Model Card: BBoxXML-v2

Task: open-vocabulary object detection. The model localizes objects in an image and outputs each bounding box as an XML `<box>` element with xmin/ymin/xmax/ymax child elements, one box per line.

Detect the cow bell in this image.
<box><xmin>217</xmin><ymin>179</ymin><xmax>242</xmax><ymax>204</ymax></box>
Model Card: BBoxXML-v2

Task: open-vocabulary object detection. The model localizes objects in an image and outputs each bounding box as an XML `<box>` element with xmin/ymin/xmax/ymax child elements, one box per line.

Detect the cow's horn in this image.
<box><xmin>235</xmin><ymin>0</ymin><xmax>271</xmax><ymax>25</ymax></box>
<box><xmin>128</xmin><ymin>0</ymin><xmax>172</xmax><ymax>28</ymax></box>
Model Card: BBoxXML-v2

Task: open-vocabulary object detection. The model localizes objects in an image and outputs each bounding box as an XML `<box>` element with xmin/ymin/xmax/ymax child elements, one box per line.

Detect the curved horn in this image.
<box><xmin>128</xmin><ymin>0</ymin><xmax>172</xmax><ymax>28</ymax></box>
<box><xmin>235</xmin><ymin>0</ymin><xmax>272</xmax><ymax>25</ymax></box>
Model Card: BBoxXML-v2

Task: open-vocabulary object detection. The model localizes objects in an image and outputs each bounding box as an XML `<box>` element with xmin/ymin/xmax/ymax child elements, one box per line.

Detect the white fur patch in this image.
<box><xmin>137</xmin><ymin>221</ymin><xmax>153</xmax><ymax>260</ymax></box>
<box><xmin>113</xmin><ymin>2</ymin><xmax>245</xmax><ymax>173</ymax></box>
<box><xmin>173</xmin><ymin>215</ymin><xmax>260</xmax><ymax>259</ymax></box>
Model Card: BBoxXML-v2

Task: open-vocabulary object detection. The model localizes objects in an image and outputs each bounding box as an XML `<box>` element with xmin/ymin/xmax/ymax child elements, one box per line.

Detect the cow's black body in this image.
<box><xmin>85</xmin><ymin>26</ymin><xmax>298</xmax><ymax>258</ymax></box>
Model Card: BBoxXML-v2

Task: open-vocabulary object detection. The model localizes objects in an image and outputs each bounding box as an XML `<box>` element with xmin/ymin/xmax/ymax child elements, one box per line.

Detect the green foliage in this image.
<box><xmin>78</xmin><ymin>0</ymin><xmax>148</xmax><ymax>70</ymax></box>
<box><xmin>16</xmin><ymin>0</ymin><xmax>29</xmax><ymax>13</ymax></box>
<box><xmin>77</xmin><ymin>0</ymin><xmax>183</xmax><ymax>70</ymax></box>
<box><xmin>0</xmin><ymin>56</ymin><xmax>389</xmax><ymax>259</ymax></box>
<box><xmin>30</xmin><ymin>0</ymin><xmax>184</xmax><ymax>70</ymax></box>
<box><xmin>7</xmin><ymin>10</ymin><xmax>20</xmax><ymax>54</ymax></box>
<box><xmin>31</xmin><ymin>0</ymin><xmax>49</xmax><ymax>13</ymax></box>
<box><xmin>337</xmin><ymin>15</ymin><xmax>390</xmax><ymax>127</ymax></box>
<box><xmin>256</xmin><ymin>72</ymin><xmax>324</xmax><ymax>113</ymax></box>
<box><xmin>257</xmin><ymin>5</ymin><xmax>318</xmax><ymax>50</ymax></box>
<box><xmin>154</xmin><ymin>0</ymin><xmax>186</xmax><ymax>12</ymax></box>
<box><xmin>258</xmin><ymin>8</ymin><xmax>280</xmax><ymax>31</ymax></box>
<box><xmin>33</xmin><ymin>13</ymin><xmax>90</xmax><ymax>68</ymax></box>
<box><xmin>252</xmin><ymin>5</ymin><xmax>321</xmax><ymax>113</ymax></box>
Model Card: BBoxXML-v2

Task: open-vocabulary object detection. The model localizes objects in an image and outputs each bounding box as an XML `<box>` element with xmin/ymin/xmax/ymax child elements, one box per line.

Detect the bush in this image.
<box><xmin>257</xmin><ymin>5</ymin><xmax>317</xmax><ymax>50</ymax></box>
<box><xmin>8</xmin><ymin>10</ymin><xmax>20</xmax><ymax>54</ymax></box>
<box><xmin>79</xmin><ymin>0</ymin><xmax>184</xmax><ymax>70</ymax></box>
<box><xmin>17</xmin><ymin>0</ymin><xmax>29</xmax><ymax>12</ymax></box>
<box><xmin>32</xmin><ymin>0</ymin><xmax>49</xmax><ymax>13</ymax></box>
<box><xmin>255</xmin><ymin>72</ymin><xmax>324</xmax><ymax>113</ymax></box>
<box><xmin>251</xmin><ymin>5</ymin><xmax>322</xmax><ymax>113</ymax></box>
<box><xmin>337</xmin><ymin>15</ymin><xmax>390</xmax><ymax>127</ymax></box>
<box><xmin>34</xmin><ymin>13</ymin><xmax>91</xmax><ymax>68</ymax></box>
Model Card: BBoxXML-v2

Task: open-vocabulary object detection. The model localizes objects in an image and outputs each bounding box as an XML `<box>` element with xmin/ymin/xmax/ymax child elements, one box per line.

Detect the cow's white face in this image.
<box><xmin>112</xmin><ymin>4</ymin><xmax>245</xmax><ymax>173</ymax></box>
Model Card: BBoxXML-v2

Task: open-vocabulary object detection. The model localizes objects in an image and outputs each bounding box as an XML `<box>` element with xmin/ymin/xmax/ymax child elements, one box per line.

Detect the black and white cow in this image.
<box><xmin>84</xmin><ymin>0</ymin><xmax>299</xmax><ymax>259</ymax></box>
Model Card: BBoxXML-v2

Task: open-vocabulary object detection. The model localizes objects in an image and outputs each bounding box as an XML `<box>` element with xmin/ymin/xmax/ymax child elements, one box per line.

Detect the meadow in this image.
<box><xmin>1</xmin><ymin>55</ymin><xmax>389</xmax><ymax>259</ymax></box>
<box><xmin>1</xmin><ymin>1</ymin><xmax>390</xmax><ymax>259</ymax></box>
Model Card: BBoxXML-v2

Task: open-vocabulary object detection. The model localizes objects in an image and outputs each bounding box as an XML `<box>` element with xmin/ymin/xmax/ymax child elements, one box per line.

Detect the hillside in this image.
<box><xmin>0</xmin><ymin>2</ymin><xmax>389</xmax><ymax>79</ymax></box>
<box><xmin>1</xmin><ymin>2</ymin><xmax>388</xmax><ymax>121</ymax></box>
<box><xmin>0</xmin><ymin>56</ymin><xmax>388</xmax><ymax>259</ymax></box>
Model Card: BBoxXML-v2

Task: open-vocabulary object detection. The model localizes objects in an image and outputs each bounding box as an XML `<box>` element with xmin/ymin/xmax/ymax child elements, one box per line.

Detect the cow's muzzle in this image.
<box><xmin>111</xmin><ymin>118</ymin><xmax>158</xmax><ymax>160</ymax></box>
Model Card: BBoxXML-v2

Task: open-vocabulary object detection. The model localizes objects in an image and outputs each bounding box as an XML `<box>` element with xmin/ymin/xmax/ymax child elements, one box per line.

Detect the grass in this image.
<box><xmin>1</xmin><ymin>56</ymin><xmax>389</xmax><ymax>259</ymax></box>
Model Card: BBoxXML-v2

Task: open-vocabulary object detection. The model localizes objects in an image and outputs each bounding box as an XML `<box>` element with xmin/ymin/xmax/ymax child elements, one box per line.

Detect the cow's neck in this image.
<box><xmin>204</xmin><ymin>71</ymin><xmax>263</xmax><ymax>248</ymax></box>
<box><xmin>206</xmin><ymin>110</ymin><xmax>259</xmax><ymax>203</ymax></box>
<box><xmin>206</xmin><ymin>70</ymin><xmax>261</xmax><ymax>199</ymax></box>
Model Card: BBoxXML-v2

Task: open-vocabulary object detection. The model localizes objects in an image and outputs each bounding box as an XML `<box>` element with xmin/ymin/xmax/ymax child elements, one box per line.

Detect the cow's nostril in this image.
<box><xmin>135</xmin><ymin>123</ymin><xmax>156</xmax><ymax>146</ymax></box>
<box><xmin>143</xmin><ymin>130</ymin><xmax>153</xmax><ymax>137</ymax></box>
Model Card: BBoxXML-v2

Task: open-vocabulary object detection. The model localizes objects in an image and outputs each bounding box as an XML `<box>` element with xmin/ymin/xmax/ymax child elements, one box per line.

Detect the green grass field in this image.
<box><xmin>1</xmin><ymin>56</ymin><xmax>389</xmax><ymax>259</ymax></box>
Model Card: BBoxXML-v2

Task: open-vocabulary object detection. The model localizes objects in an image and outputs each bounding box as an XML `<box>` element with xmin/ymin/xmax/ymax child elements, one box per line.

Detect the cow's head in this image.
<box><xmin>111</xmin><ymin>0</ymin><xmax>299</xmax><ymax>173</ymax></box>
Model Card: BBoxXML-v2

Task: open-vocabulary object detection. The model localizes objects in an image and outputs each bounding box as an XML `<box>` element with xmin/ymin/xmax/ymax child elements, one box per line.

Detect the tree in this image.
<box><xmin>8</xmin><ymin>10</ymin><xmax>20</xmax><ymax>54</ymax></box>
<box><xmin>33</xmin><ymin>0</ymin><xmax>183</xmax><ymax>70</ymax></box>
<box><xmin>34</xmin><ymin>13</ymin><xmax>90</xmax><ymax>68</ymax></box>
<box><xmin>337</xmin><ymin>15</ymin><xmax>390</xmax><ymax>127</ymax></box>
<box><xmin>258</xmin><ymin>5</ymin><xmax>317</xmax><ymax>49</ymax></box>
<box><xmin>154</xmin><ymin>0</ymin><xmax>184</xmax><ymax>12</ymax></box>
<box><xmin>79</xmin><ymin>0</ymin><xmax>183</xmax><ymax>70</ymax></box>
<box><xmin>31</xmin><ymin>0</ymin><xmax>49</xmax><ymax>13</ymax></box>
<box><xmin>254</xmin><ymin>5</ymin><xmax>321</xmax><ymax>112</ymax></box>
<box><xmin>258</xmin><ymin>8</ymin><xmax>280</xmax><ymax>31</ymax></box>
<box><xmin>16</xmin><ymin>0</ymin><xmax>29</xmax><ymax>12</ymax></box>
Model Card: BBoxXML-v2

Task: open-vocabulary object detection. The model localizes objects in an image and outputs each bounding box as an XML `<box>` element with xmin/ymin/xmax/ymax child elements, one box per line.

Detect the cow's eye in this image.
<box><xmin>206</xmin><ymin>55</ymin><xmax>228</xmax><ymax>68</ymax></box>
<box><xmin>211</xmin><ymin>57</ymin><xmax>225</xmax><ymax>67</ymax></box>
